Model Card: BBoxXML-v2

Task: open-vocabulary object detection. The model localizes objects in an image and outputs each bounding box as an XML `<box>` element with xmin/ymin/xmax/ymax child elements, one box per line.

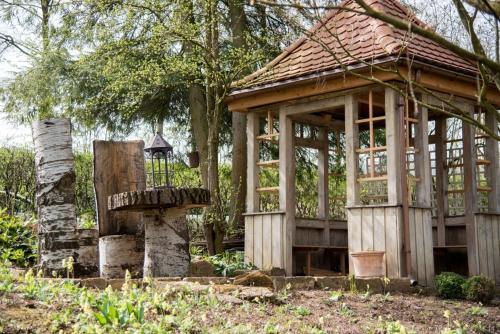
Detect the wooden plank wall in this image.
<box><xmin>347</xmin><ymin>206</ymin><xmax>404</xmax><ymax>278</ymax></box>
<box><xmin>473</xmin><ymin>213</ymin><xmax>500</xmax><ymax>285</ymax></box>
<box><xmin>294</xmin><ymin>218</ymin><xmax>347</xmax><ymax>247</ymax></box>
<box><xmin>244</xmin><ymin>212</ymin><xmax>285</xmax><ymax>270</ymax></box>
<box><xmin>408</xmin><ymin>207</ymin><xmax>434</xmax><ymax>286</ymax></box>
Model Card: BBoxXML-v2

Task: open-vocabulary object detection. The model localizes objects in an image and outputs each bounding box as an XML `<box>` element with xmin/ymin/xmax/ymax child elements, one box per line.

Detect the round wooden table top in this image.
<box><xmin>108</xmin><ymin>187</ymin><xmax>210</xmax><ymax>212</ymax></box>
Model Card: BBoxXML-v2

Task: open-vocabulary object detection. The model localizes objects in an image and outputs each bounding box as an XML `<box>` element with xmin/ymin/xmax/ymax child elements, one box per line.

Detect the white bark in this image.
<box><xmin>33</xmin><ymin>118</ymin><xmax>78</xmax><ymax>275</ymax></box>
<box><xmin>99</xmin><ymin>234</ymin><xmax>145</xmax><ymax>279</ymax></box>
<box><xmin>144</xmin><ymin>208</ymin><xmax>190</xmax><ymax>277</ymax></box>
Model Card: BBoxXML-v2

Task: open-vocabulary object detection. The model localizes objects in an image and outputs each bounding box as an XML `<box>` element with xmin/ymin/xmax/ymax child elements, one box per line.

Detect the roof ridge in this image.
<box><xmin>371</xmin><ymin>0</ymin><xmax>433</xmax><ymax>54</ymax></box>
<box><xmin>372</xmin><ymin>0</ymin><xmax>403</xmax><ymax>54</ymax></box>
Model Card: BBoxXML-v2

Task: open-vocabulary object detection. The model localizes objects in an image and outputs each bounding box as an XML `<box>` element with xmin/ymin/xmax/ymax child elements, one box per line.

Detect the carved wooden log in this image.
<box><xmin>33</xmin><ymin>118</ymin><xmax>78</xmax><ymax>276</ymax></box>
<box><xmin>108</xmin><ymin>188</ymin><xmax>210</xmax><ymax>211</ymax></box>
<box><xmin>99</xmin><ymin>234</ymin><xmax>145</xmax><ymax>279</ymax></box>
<box><xmin>109</xmin><ymin>188</ymin><xmax>210</xmax><ymax>278</ymax></box>
<box><xmin>93</xmin><ymin>140</ymin><xmax>146</xmax><ymax>236</ymax></box>
<box><xmin>144</xmin><ymin>208</ymin><xmax>190</xmax><ymax>277</ymax></box>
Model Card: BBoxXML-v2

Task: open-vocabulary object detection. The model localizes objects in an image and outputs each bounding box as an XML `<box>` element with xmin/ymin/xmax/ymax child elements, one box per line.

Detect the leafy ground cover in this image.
<box><xmin>0</xmin><ymin>262</ymin><xmax>499</xmax><ymax>334</ymax></box>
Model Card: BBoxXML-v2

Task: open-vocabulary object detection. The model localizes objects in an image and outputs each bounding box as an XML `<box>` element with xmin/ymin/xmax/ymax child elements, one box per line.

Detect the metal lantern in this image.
<box><xmin>144</xmin><ymin>133</ymin><xmax>174</xmax><ymax>188</ymax></box>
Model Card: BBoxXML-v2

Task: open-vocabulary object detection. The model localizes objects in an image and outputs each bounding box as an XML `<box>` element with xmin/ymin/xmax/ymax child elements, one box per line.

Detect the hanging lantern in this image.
<box><xmin>144</xmin><ymin>133</ymin><xmax>174</xmax><ymax>188</ymax></box>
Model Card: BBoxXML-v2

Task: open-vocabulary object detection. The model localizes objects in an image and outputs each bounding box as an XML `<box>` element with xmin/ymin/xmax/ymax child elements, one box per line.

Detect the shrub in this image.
<box><xmin>0</xmin><ymin>209</ymin><xmax>37</xmax><ymax>267</ymax></box>
<box><xmin>462</xmin><ymin>276</ymin><xmax>495</xmax><ymax>303</ymax></box>
<box><xmin>434</xmin><ymin>272</ymin><xmax>466</xmax><ymax>299</ymax></box>
<box><xmin>206</xmin><ymin>251</ymin><xmax>255</xmax><ymax>277</ymax></box>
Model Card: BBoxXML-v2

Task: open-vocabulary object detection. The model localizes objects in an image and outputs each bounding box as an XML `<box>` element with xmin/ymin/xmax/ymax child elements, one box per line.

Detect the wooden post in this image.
<box><xmin>415</xmin><ymin>95</ymin><xmax>432</xmax><ymax>207</ymax></box>
<box><xmin>386</xmin><ymin>88</ymin><xmax>409</xmax><ymax>277</ymax></box>
<box><xmin>345</xmin><ymin>95</ymin><xmax>359</xmax><ymax>206</ymax></box>
<box><xmin>279</xmin><ymin>109</ymin><xmax>295</xmax><ymax>275</ymax></box>
<box><xmin>485</xmin><ymin>111</ymin><xmax>500</xmax><ymax>212</ymax></box>
<box><xmin>462</xmin><ymin>104</ymin><xmax>479</xmax><ymax>276</ymax></box>
<box><xmin>318</xmin><ymin>127</ymin><xmax>330</xmax><ymax>245</ymax></box>
<box><xmin>434</xmin><ymin>117</ymin><xmax>447</xmax><ymax>246</ymax></box>
<box><xmin>385</xmin><ymin>88</ymin><xmax>403</xmax><ymax>205</ymax></box>
<box><xmin>246</xmin><ymin>112</ymin><xmax>260</xmax><ymax>213</ymax></box>
<box><xmin>414</xmin><ymin>94</ymin><xmax>435</xmax><ymax>284</ymax></box>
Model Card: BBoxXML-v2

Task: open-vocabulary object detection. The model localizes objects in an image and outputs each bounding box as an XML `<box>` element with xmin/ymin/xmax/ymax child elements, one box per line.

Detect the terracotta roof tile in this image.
<box><xmin>234</xmin><ymin>0</ymin><xmax>477</xmax><ymax>89</ymax></box>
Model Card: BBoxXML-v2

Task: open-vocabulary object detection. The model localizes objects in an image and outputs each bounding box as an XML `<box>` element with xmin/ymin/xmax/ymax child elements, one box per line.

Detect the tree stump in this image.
<box><xmin>99</xmin><ymin>234</ymin><xmax>145</xmax><ymax>279</ymax></box>
<box><xmin>33</xmin><ymin>118</ymin><xmax>79</xmax><ymax>276</ymax></box>
<box><xmin>144</xmin><ymin>208</ymin><xmax>190</xmax><ymax>277</ymax></box>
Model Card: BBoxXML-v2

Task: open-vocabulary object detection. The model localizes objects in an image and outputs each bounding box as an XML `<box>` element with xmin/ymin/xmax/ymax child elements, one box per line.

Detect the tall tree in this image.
<box><xmin>228</xmin><ymin>0</ymin><xmax>249</xmax><ymax>233</ymax></box>
<box><xmin>60</xmin><ymin>0</ymin><xmax>289</xmax><ymax>253</ymax></box>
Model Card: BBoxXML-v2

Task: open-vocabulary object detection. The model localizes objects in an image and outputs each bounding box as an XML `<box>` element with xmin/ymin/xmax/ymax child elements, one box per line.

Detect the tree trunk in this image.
<box><xmin>99</xmin><ymin>234</ymin><xmax>144</xmax><ymax>279</ymax></box>
<box><xmin>156</xmin><ymin>116</ymin><xmax>164</xmax><ymax>136</ymax></box>
<box><xmin>39</xmin><ymin>0</ymin><xmax>52</xmax><ymax>119</ymax></box>
<box><xmin>207</xmin><ymin>123</ymin><xmax>223</xmax><ymax>253</ymax></box>
<box><xmin>189</xmin><ymin>83</ymin><xmax>216</xmax><ymax>254</ymax></box>
<box><xmin>33</xmin><ymin>118</ymin><xmax>78</xmax><ymax>276</ymax></box>
<box><xmin>229</xmin><ymin>0</ymin><xmax>248</xmax><ymax>231</ymax></box>
<box><xmin>189</xmin><ymin>84</ymin><xmax>209</xmax><ymax>188</ymax></box>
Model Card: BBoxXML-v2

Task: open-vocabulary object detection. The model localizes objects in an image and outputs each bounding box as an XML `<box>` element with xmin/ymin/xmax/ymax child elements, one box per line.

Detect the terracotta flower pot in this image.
<box><xmin>187</xmin><ymin>151</ymin><xmax>200</xmax><ymax>168</ymax></box>
<box><xmin>350</xmin><ymin>251</ymin><xmax>385</xmax><ymax>278</ymax></box>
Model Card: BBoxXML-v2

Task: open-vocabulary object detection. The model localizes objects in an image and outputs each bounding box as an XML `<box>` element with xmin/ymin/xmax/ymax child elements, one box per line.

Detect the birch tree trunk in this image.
<box><xmin>143</xmin><ymin>209</ymin><xmax>190</xmax><ymax>277</ymax></box>
<box><xmin>33</xmin><ymin>118</ymin><xmax>78</xmax><ymax>276</ymax></box>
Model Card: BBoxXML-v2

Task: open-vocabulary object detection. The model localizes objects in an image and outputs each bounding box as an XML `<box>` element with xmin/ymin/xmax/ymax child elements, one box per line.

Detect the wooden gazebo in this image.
<box><xmin>226</xmin><ymin>0</ymin><xmax>500</xmax><ymax>286</ymax></box>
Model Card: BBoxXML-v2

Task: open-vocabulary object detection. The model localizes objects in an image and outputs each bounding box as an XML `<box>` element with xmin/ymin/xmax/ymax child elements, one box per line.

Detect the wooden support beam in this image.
<box><xmin>435</xmin><ymin>117</ymin><xmax>447</xmax><ymax>247</ymax></box>
<box><xmin>358</xmin><ymin>96</ymin><xmax>385</xmax><ymax>109</ymax></box>
<box><xmin>345</xmin><ymin>94</ymin><xmax>360</xmax><ymax>206</ymax></box>
<box><xmin>279</xmin><ymin>109</ymin><xmax>296</xmax><ymax>275</ymax></box>
<box><xmin>257</xmin><ymin>160</ymin><xmax>279</xmax><ymax>168</ymax></box>
<box><xmin>281</xmin><ymin>96</ymin><xmax>345</xmax><ymax>115</ymax></box>
<box><xmin>462</xmin><ymin>103</ymin><xmax>479</xmax><ymax>276</ymax></box>
<box><xmin>256</xmin><ymin>186</ymin><xmax>280</xmax><ymax>193</ymax></box>
<box><xmin>246</xmin><ymin>112</ymin><xmax>260</xmax><ymax>213</ymax></box>
<box><xmin>485</xmin><ymin>111</ymin><xmax>500</xmax><ymax>212</ymax></box>
<box><xmin>267</xmin><ymin>110</ymin><xmax>273</xmax><ymax>135</ymax></box>
<box><xmin>385</xmin><ymin>87</ymin><xmax>403</xmax><ymax>205</ymax></box>
<box><xmin>402</xmin><ymin>68</ymin><xmax>500</xmax><ymax>107</ymax></box>
<box><xmin>318</xmin><ymin>127</ymin><xmax>330</xmax><ymax>246</ymax></box>
<box><xmin>415</xmin><ymin>94</ymin><xmax>432</xmax><ymax>207</ymax></box>
<box><xmin>226</xmin><ymin>71</ymin><xmax>399</xmax><ymax>112</ymax></box>
<box><xmin>256</xmin><ymin>133</ymin><xmax>279</xmax><ymax>141</ymax></box>
<box><xmin>294</xmin><ymin>137</ymin><xmax>325</xmax><ymax>150</ymax></box>
<box><xmin>289</xmin><ymin>113</ymin><xmax>344</xmax><ymax>130</ymax></box>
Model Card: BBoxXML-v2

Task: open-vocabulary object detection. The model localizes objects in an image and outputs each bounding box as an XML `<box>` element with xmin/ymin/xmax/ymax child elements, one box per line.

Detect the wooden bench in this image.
<box><xmin>293</xmin><ymin>245</ymin><xmax>348</xmax><ymax>276</ymax></box>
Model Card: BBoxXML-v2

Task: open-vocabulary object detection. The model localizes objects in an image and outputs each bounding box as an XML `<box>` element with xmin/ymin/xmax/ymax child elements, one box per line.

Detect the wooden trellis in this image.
<box><xmin>256</xmin><ymin>110</ymin><xmax>280</xmax><ymax>197</ymax></box>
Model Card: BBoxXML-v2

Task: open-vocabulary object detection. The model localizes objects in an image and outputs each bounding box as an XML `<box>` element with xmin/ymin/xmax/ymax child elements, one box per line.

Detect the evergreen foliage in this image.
<box><xmin>434</xmin><ymin>272</ymin><xmax>466</xmax><ymax>299</ymax></box>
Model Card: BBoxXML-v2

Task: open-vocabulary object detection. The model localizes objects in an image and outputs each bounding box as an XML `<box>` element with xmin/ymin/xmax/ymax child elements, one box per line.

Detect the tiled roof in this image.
<box><xmin>234</xmin><ymin>0</ymin><xmax>477</xmax><ymax>89</ymax></box>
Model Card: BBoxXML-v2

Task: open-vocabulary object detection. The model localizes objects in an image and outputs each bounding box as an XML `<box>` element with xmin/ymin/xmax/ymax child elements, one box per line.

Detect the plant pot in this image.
<box><xmin>187</xmin><ymin>151</ymin><xmax>200</xmax><ymax>168</ymax></box>
<box><xmin>350</xmin><ymin>251</ymin><xmax>385</xmax><ymax>278</ymax></box>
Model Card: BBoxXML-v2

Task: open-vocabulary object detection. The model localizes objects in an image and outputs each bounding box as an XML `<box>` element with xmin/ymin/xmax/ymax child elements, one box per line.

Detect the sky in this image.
<box><xmin>0</xmin><ymin>18</ymin><xmax>31</xmax><ymax>146</ymax></box>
